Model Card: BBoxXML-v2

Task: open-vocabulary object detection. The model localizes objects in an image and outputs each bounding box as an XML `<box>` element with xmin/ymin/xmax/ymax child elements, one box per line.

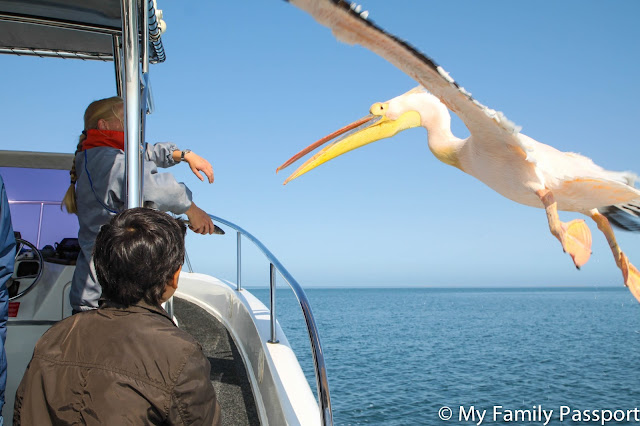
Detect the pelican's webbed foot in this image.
<box><xmin>537</xmin><ymin>189</ymin><xmax>593</xmax><ymax>269</ymax></box>
<box><xmin>619</xmin><ymin>254</ymin><xmax>640</xmax><ymax>302</ymax></box>
<box><xmin>591</xmin><ymin>211</ymin><xmax>640</xmax><ymax>302</ymax></box>
<box><xmin>561</xmin><ymin>219</ymin><xmax>593</xmax><ymax>269</ymax></box>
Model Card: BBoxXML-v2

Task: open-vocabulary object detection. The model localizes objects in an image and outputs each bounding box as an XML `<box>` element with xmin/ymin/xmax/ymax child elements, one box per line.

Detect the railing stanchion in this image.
<box><xmin>36</xmin><ymin>202</ymin><xmax>44</xmax><ymax>248</ymax></box>
<box><xmin>164</xmin><ymin>297</ymin><xmax>174</xmax><ymax>319</ymax></box>
<box><xmin>268</xmin><ymin>263</ymin><xmax>279</xmax><ymax>344</ymax></box>
<box><xmin>237</xmin><ymin>231</ymin><xmax>242</xmax><ymax>291</ymax></box>
<box><xmin>184</xmin><ymin>251</ymin><xmax>193</xmax><ymax>273</ymax></box>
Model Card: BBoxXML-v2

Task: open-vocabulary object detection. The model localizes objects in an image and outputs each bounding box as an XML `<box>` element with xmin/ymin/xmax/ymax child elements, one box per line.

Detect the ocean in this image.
<box><xmin>252</xmin><ymin>287</ymin><xmax>640</xmax><ymax>426</ymax></box>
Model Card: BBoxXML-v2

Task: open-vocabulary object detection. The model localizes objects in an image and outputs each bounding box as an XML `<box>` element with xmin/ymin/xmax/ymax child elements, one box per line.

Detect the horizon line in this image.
<box><xmin>244</xmin><ymin>285</ymin><xmax>626</xmax><ymax>291</ymax></box>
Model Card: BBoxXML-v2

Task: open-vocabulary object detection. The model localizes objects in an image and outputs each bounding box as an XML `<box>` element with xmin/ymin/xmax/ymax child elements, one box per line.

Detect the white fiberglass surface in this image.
<box><xmin>176</xmin><ymin>273</ymin><xmax>320</xmax><ymax>426</ymax></box>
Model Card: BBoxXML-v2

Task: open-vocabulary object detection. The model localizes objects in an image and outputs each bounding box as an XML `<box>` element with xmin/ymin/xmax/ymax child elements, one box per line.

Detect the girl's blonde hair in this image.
<box><xmin>62</xmin><ymin>96</ymin><xmax>124</xmax><ymax>214</ymax></box>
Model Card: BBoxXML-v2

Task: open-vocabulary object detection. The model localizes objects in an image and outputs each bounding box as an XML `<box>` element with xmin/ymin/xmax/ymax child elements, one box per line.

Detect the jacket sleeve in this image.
<box><xmin>145</xmin><ymin>142</ymin><xmax>179</xmax><ymax>168</ymax></box>
<box><xmin>168</xmin><ymin>346</ymin><xmax>221</xmax><ymax>426</ymax></box>
<box><xmin>0</xmin><ymin>176</ymin><xmax>14</xmax><ymax>414</ymax></box>
<box><xmin>142</xmin><ymin>161</ymin><xmax>193</xmax><ymax>215</ymax></box>
<box><xmin>142</xmin><ymin>143</ymin><xmax>193</xmax><ymax>214</ymax></box>
<box><xmin>0</xmin><ymin>176</ymin><xmax>14</xmax><ymax>329</ymax></box>
<box><xmin>12</xmin><ymin>358</ymin><xmax>31</xmax><ymax>425</ymax></box>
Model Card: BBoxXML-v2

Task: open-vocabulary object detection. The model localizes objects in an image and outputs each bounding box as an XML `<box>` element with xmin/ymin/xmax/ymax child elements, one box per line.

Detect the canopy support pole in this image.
<box><xmin>120</xmin><ymin>0</ymin><xmax>142</xmax><ymax>209</ymax></box>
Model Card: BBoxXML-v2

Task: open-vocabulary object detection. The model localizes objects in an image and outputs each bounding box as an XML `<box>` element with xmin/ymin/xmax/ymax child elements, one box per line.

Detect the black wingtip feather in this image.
<box><xmin>599</xmin><ymin>205</ymin><xmax>640</xmax><ymax>233</ymax></box>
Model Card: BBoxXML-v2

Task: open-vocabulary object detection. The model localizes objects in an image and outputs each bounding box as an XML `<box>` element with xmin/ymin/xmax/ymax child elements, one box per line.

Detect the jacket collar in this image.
<box><xmin>81</xmin><ymin>129</ymin><xmax>125</xmax><ymax>151</ymax></box>
<box><xmin>99</xmin><ymin>299</ymin><xmax>174</xmax><ymax>323</ymax></box>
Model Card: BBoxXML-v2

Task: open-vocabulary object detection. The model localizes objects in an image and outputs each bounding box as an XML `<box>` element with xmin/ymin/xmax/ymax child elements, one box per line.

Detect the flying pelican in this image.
<box><xmin>278</xmin><ymin>0</ymin><xmax>640</xmax><ymax>302</ymax></box>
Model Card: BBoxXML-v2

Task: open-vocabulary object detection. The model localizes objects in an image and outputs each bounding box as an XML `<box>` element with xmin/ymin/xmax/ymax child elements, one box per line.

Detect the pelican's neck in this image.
<box><xmin>417</xmin><ymin>95</ymin><xmax>463</xmax><ymax>169</ymax></box>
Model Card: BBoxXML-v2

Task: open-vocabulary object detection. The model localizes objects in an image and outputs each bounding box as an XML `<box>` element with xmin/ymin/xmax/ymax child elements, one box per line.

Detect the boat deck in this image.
<box><xmin>173</xmin><ymin>297</ymin><xmax>261</xmax><ymax>426</ymax></box>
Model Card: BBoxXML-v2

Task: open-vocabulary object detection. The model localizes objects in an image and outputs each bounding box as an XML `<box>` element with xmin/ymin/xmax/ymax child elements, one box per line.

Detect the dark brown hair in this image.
<box><xmin>94</xmin><ymin>207</ymin><xmax>187</xmax><ymax>306</ymax></box>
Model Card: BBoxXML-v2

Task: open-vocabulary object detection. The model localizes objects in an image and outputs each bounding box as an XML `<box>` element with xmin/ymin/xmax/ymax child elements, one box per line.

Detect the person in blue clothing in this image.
<box><xmin>62</xmin><ymin>96</ymin><xmax>217</xmax><ymax>313</ymax></box>
<box><xmin>0</xmin><ymin>175</ymin><xmax>15</xmax><ymax>426</ymax></box>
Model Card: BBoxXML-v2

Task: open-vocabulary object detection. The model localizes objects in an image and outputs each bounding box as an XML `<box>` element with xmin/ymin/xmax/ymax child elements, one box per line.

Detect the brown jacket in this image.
<box><xmin>14</xmin><ymin>301</ymin><xmax>221</xmax><ymax>425</ymax></box>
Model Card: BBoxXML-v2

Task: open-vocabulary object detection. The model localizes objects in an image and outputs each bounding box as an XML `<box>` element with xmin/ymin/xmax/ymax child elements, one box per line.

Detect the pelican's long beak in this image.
<box><xmin>278</xmin><ymin>108</ymin><xmax>421</xmax><ymax>185</ymax></box>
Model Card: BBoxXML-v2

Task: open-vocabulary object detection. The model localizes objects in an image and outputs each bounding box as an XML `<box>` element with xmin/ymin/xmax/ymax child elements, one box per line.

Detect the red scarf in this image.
<box><xmin>81</xmin><ymin>129</ymin><xmax>125</xmax><ymax>151</ymax></box>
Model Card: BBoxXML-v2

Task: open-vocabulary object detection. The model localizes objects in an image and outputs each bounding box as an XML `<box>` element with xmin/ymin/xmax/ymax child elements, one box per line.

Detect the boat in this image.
<box><xmin>0</xmin><ymin>1</ymin><xmax>332</xmax><ymax>424</ymax></box>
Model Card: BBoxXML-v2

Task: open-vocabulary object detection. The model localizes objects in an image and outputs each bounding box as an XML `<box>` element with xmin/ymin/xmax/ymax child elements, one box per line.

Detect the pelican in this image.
<box><xmin>278</xmin><ymin>0</ymin><xmax>640</xmax><ymax>302</ymax></box>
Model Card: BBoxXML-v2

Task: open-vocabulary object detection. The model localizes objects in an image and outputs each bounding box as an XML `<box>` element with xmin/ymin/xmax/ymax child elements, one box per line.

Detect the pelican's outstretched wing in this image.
<box><xmin>600</xmin><ymin>203</ymin><xmax>640</xmax><ymax>232</ymax></box>
<box><xmin>287</xmin><ymin>0</ymin><xmax>522</xmax><ymax>142</ymax></box>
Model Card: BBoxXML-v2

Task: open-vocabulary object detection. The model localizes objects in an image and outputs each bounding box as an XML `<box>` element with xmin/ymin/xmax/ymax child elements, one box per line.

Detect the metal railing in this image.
<box><xmin>8</xmin><ymin>200</ymin><xmax>61</xmax><ymax>248</ymax></box>
<box><xmin>207</xmin><ymin>214</ymin><xmax>333</xmax><ymax>426</ymax></box>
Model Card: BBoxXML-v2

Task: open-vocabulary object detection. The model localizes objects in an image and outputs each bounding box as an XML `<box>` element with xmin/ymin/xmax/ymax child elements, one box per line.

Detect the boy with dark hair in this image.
<box><xmin>14</xmin><ymin>208</ymin><xmax>221</xmax><ymax>425</ymax></box>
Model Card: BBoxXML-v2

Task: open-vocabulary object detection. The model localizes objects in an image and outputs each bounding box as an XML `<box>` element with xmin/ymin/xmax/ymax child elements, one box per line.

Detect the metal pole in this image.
<box><xmin>268</xmin><ymin>263</ymin><xmax>279</xmax><ymax>344</ymax></box>
<box><xmin>0</xmin><ymin>13</ymin><xmax>120</xmax><ymax>35</ymax></box>
<box><xmin>36</xmin><ymin>202</ymin><xmax>44</xmax><ymax>248</ymax></box>
<box><xmin>141</xmin><ymin>0</ymin><xmax>149</xmax><ymax>75</ymax></box>
<box><xmin>139</xmin><ymin>0</ymin><xmax>149</xmax><ymax>170</ymax></box>
<box><xmin>236</xmin><ymin>231</ymin><xmax>242</xmax><ymax>291</ymax></box>
<box><xmin>112</xmin><ymin>35</ymin><xmax>123</xmax><ymax>97</ymax></box>
<box><xmin>184</xmin><ymin>251</ymin><xmax>193</xmax><ymax>273</ymax></box>
<box><xmin>121</xmin><ymin>0</ymin><xmax>142</xmax><ymax>208</ymax></box>
<box><xmin>139</xmin><ymin>1</ymin><xmax>150</xmax><ymax>208</ymax></box>
<box><xmin>164</xmin><ymin>297</ymin><xmax>173</xmax><ymax>319</ymax></box>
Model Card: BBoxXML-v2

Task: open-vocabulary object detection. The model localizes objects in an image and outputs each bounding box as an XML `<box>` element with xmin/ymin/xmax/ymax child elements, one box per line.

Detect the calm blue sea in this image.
<box><xmin>252</xmin><ymin>287</ymin><xmax>640</xmax><ymax>426</ymax></box>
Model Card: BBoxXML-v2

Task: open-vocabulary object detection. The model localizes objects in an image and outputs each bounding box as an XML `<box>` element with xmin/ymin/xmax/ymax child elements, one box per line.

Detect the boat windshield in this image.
<box><xmin>1</xmin><ymin>166</ymin><xmax>78</xmax><ymax>249</ymax></box>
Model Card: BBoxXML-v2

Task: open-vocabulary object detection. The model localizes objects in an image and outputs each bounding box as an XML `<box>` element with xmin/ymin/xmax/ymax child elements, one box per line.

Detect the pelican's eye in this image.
<box><xmin>370</xmin><ymin>102</ymin><xmax>387</xmax><ymax>116</ymax></box>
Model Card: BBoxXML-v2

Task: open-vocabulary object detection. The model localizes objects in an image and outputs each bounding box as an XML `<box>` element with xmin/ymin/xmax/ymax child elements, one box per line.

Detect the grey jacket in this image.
<box><xmin>71</xmin><ymin>143</ymin><xmax>192</xmax><ymax>311</ymax></box>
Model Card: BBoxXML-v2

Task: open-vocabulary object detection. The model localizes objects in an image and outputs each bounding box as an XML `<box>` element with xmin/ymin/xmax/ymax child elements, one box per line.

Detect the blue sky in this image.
<box><xmin>1</xmin><ymin>1</ymin><xmax>639</xmax><ymax>288</ymax></box>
